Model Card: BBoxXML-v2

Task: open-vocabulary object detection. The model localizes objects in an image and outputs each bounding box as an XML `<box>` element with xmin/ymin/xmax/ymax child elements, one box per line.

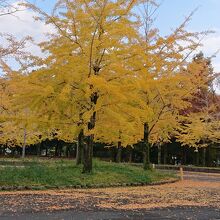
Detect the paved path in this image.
<box><xmin>0</xmin><ymin>172</ymin><xmax>219</xmax><ymax>220</ymax></box>
<box><xmin>1</xmin><ymin>207</ymin><xmax>220</xmax><ymax>220</ymax></box>
<box><xmin>160</xmin><ymin>169</ymin><xmax>220</xmax><ymax>182</ymax></box>
<box><xmin>183</xmin><ymin>171</ymin><xmax>220</xmax><ymax>182</ymax></box>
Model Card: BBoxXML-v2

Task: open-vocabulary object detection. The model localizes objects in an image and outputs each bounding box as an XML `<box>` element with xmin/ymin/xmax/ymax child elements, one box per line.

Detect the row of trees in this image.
<box><xmin>0</xmin><ymin>0</ymin><xmax>219</xmax><ymax>173</ymax></box>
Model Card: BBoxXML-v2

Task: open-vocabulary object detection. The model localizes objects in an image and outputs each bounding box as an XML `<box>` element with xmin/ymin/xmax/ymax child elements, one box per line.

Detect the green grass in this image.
<box><xmin>0</xmin><ymin>158</ymin><xmax>176</xmax><ymax>188</ymax></box>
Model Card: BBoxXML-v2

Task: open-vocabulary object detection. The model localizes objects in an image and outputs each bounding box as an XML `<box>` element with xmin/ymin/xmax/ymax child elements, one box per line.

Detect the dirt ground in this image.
<box><xmin>0</xmin><ymin>172</ymin><xmax>219</xmax><ymax>219</ymax></box>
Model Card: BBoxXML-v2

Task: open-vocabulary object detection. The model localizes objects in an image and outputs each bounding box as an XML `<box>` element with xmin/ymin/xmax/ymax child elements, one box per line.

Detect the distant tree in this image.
<box><xmin>131</xmin><ymin>4</ymin><xmax>211</xmax><ymax>169</ymax></box>
<box><xmin>177</xmin><ymin>53</ymin><xmax>220</xmax><ymax>159</ymax></box>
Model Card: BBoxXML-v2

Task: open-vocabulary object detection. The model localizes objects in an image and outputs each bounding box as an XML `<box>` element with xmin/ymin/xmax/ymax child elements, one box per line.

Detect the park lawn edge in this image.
<box><xmin>0</xmin><ymin>159</ymin><xmax>179</xmax><ymax>191</ymax></box>
<box><xmin>0</xmin><ymin>178</ymin><xmax>179</xmax><ymax>191</ymax></box>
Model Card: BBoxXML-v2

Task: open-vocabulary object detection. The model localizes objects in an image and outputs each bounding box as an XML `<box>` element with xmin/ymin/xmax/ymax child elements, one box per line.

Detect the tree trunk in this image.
<box><xmin>143</xmin><ymin>123</ymin><xmax>150</xmax><ymax>170</ymax></box>
<box><xmin>83</xmin><ymin>134</ymin><xmax>93</xmax><ymax>173</ymax></box>
<box><xmin>21</xmin><ymin>128</ymin><xmax>26</xmax><ymax>158</ymax></box>
<box><xmin>116</xmin><ymin>141</ymin><xmax>122</xmax><ymax>163</ymax></box>
<box><xmin>194</xmin><ymin>149</ymin><xmax>199</xmax><ymax>166</ymax></box>
<box><xmin>65</xmin><ymin>145</ymin><xmax>69</xmax><ymax>158</ymax></box>
<box><xmin>59</xmin><ymin>145</ymin><xmax>62</xmax><ymax>157</ymax></box>
<box><xmin>76</xmin><ymin>129</ymin><xmax>84</xmax><ymax>165</ymax></box>
<box><xmin>202</xmin><ymin>148</ymin><xmax>206</xmax><ymax>167</ymax></box>
<box><xmin>55</xmin><ymin>143</ymin><xmax>58</xmax><ymax>157</ymax></box>
<box><xmin>82</xmin><ymin>92</ymin><xmax>98</xmax><ymax>173</ymax></box>
<box><xmin>158</xmin><ymin>145</ymin><xmax>161</xmax><ymax>164</ymax></box>
<box><xmin>183</xmin><ymin>147</ymin><xmax>187</xmax><ymax>165</ymax></box>
<box><xmin>196</xmin><ymin>152</ymin><xmax>199</xmax><ymax>166</ymax></box>
<box><xmin>45</xmin><ymin>146</ymin><xmax>48</xmax><ymax>157</ymax></box>
<box><xmin>143</xmin><ymin>143</ymin><xmax>150</xmax><ymax>170</ymax></box>
<box><xmin>36</xmin><ymin>143</ymin><xmax>41</xmax><ymax>156</ymax></box>
<box><xmin>58</xmin><ymin>145</ymin><xmax>62</xmax><ymax>157</ymax></box>
<box><xmin>207</xmin><ymin>146</ymin><xmax>211</xmax><ymax>167</ymax></box>
<box><xmin>82</xmin><ymin>60</ymin><xmax>100</xmax><ymax>173</ymax></box>
<box><xmin>163</xmin><ymin>144</ymin><xmax>167</xmax><ymax>164</ymax></box>
<box><xmin>129</xmin><ymin>148</ymin><xmax>132</xmax><ymax>163</ymax></box>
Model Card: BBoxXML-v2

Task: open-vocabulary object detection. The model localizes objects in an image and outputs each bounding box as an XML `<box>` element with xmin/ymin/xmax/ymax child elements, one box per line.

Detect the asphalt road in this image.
<box><xmin>0</xmin><ymin>171</ymin><xmax>219</xmax><ymax>220</ymax></box>
<box><xmin>1</xmin><ymin>207</ymin><xmax>220</xmax><ymax>220</ymax></box>
<box><xmin>183</xmin><ymin>171</ymin><xmax>220</xmax><ymax>182</ymax></box>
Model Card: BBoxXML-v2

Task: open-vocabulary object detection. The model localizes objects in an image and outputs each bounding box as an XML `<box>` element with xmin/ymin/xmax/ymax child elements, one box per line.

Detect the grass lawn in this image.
<box><xmin>0</xmin><ymin>158</ymin><xmax>176</xmax><ymax>189</ymax></box>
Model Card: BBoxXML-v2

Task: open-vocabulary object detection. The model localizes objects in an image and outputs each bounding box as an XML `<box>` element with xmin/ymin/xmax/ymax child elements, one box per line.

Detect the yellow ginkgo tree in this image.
<box><xmin>5</xmin><ymin>0</ymin><xmax>216</xmax><ymax>172</ymax></box>
<box><xmin>129</xmin><ymin>4</ymin><xmax>211</xmax><ymax>169</ymax></box>
<box><xmin>18</xmin><ymin>0</ymin><xmax>145</xmax><ymax>172</ymax></box>
<box><xmin>176</xmin><ymin>52</ymin><xmax>220</xmax><ymax>165</ymax></box>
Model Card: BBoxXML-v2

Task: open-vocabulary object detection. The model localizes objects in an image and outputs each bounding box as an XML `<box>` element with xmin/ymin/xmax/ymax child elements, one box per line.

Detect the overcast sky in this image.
<box><xmin>1</xmin><ymin>0</ymin><xmax>220</xmax><ymax>91</ymax></box>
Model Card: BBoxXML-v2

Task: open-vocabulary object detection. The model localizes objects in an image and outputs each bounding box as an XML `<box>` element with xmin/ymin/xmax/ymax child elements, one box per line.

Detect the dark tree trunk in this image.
<box><xmin>82</xmin><ymin>92</ymin><xmax>98</xmax><ymax>173</ymax></box>
<box><xmin>36</xmin><ymin>143</ymin><xmax>41</xmax><ymax>156</ymax></box>
<box><xmin>163</xmin><ymin>144</ymin><xmax>167</xmax><ymax>164</ymax></box>
<box><xmin>202</xmin><ymin>148</ymin><xmax>206</xmax><ymax>167</ymax></box>
<box><xmin>111</xmin><ymin>148</ymin><xmax>116</xmax><ymax>162</ymax></box>
<box><xmin>22</xmin><ymin>128</ymin><xmax>26</xmax><ymax>159</ymax></box>
<box><xmin>83</xmin><ymin>133</ymin><xmax>94</xmax><ymax>173</ymax></box>
<box><xmin>65</xmin><ymin>145</ymin><xmax>70</xmax><ymax>158</ymax></box>
<box><xmin>45</xmin><ymin>146</ymin><xmax>48</xmax><ymax>157</ymax></box>
<box><xmin>194</xmin><ymin>149</ymin><xmax>199</xmax><ymax>166</ymax></box>
<box><xmin>207</xmin><ymin>146</ymin><xmax>211</xmax><ymax>166</ymax></box>
<box><xmin>183</xmin><ymin>147</ymin><xmax>187</xmax><ymax>165</ymax></box>
<box><xmin>158</xmin><ymin>145</ymin><xmax>161</xmax><ymax>164</ymax></box>
<box><xmin>116</xmin><ymin>141</ymin><xmax>122</xmax><ymax>163</ymax></box>
<box><xmin>76</xmin><ymin>129</ymin><xmax>84</xmax><ymax>165</ymax></box>
<box><xmin>55</xmin><ymin>143</ymin><xmax>58</xmax><ymax>157</ymax></box>
<box><xmin>143</xmin><ymin>123</ymin><xmax>150</xmax><ymax>170</ymax></box>
<box><xmin>59</xmin><ymin>145</ymin><xmax>62</xmax><ymax>157</ymax></box>
<box><xmin>129</xmin><ymin>148</ymin><xmax>133</xmax><ymax>163</ymax></box>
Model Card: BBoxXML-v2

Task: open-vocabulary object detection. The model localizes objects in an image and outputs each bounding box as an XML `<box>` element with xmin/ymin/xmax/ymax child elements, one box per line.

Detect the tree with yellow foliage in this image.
<box><xmin>129</xmin><ymin>4</ymin><xmax>211</xmax><ymax>169</ymax></box>
<box><xmin>0</xmin><ymin>71</ymin><xmax>44</xmax><ymax>157</ymax></box>
<box><xmin>20</xmin><ymin>0</ymin><xmax>145</xmax><ymax>172</ymax></box>
<box><xmin>4</xmin><ymin>0</ymin><xmax>215</xmax><ymax>173</ymax></box>
<box><xmin>177</xmin><ymin>53</ymin><xmax>220</xmax><ymax>164</ymax></box>
<box><xmin>15</xmin><ymin>0</ymin><xmax>212</xmax><ymax>172</ymax></box>
<box><xmin>0</xmin><ymin>37</ymin><xmax>43</xmax><ymax>157</ymax></box>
